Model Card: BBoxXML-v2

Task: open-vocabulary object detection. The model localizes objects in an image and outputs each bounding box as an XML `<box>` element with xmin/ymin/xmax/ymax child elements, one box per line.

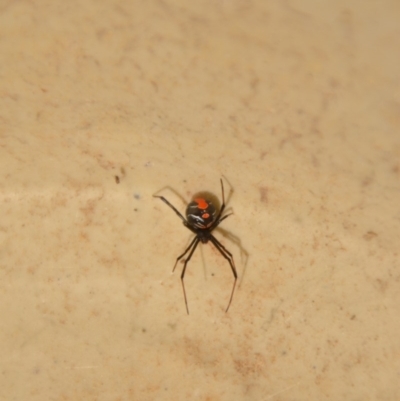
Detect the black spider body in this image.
<box><xmin>154</xmin><ymin>179</ymin><xmax>237</xmax><ymax>314</ymax></box>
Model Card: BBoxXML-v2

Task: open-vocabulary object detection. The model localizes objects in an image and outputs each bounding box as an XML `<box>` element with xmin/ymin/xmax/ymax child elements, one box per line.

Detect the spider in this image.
<box><xmin>154</xmin><ymin>179</ymin><xmax>237</xmax><ymax>314</ymax></box>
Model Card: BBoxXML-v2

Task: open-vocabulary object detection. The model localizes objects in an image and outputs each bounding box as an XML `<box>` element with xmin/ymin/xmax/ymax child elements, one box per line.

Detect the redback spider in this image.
<box><xmin>154</xmin><ymin>179</ymin><xmax>237</xmax><ymax>314</ymax></box>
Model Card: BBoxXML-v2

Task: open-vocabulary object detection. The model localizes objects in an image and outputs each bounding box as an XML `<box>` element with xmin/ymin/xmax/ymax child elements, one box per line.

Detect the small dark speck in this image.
<box><xmin>134</xmin><ymin>208</ymin><xmax>138</xmax><ymax>212</ymax></box>
<box><xmin>351</xmin><ymin>315</ymin><xmax>356</xmax><ymax>320</ymax></box>
<box><xmin>115</xmin><ymin>175</ymin><xmax>120</xmax><ymax>184</ymax></box>
<box><xmin>142</xmin><ymin>328</ymin><xmax>146</xmax><ymax>333</ymax></box>
<box><xmin>134</xmin><ymin>193</ymin><xmax>141</xmax><ymax>200</ymax></box>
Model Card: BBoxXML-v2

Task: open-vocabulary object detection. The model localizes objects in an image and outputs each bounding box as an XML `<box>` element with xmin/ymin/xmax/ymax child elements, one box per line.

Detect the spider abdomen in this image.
<box><xmin>186</xmin><ymin>198</ymin><xmax>217</xmax><ymax>229</ymax></box>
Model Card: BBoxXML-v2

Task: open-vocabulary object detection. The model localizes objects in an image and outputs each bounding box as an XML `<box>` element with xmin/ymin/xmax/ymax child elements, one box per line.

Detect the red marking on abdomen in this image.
<box><xmin>195</xmin><ymin>198</ymin><xmax>208</xmax><ymax>210</ymax></box>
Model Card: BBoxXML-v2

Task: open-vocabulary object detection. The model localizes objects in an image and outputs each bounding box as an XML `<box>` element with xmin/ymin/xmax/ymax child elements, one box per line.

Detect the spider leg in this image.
<box><xmin>209</xmin><ymin>179</ymin><xmax>227</xmax><ymax>230</ymax></box>
<box><xmin>217</xmin><ymin>212</ymin><xmax>233</xmax><ymax>225</ymax></box>
<box><xmin>153</xmin><ymin>195</ymin><xmax>186</xmax><ymax>223</ymax></box>
<box><xmin>178</xmin><ymin>237</ymin><xmax>200</xmax><ymax>315</ymax></box>
<box><xmin>173</xmin><ymin>236</ymin><xmax>198</xmax><ymax>272</ymax></box>
<box><xmin>209</xmin><ymin>235</ymin><xmax>237</xmax><ymax>312</ymax></box>
<box><xmin>217</xmin><ymin>178</ymin><xmax>226</xmax><ymax>217</ymax></box>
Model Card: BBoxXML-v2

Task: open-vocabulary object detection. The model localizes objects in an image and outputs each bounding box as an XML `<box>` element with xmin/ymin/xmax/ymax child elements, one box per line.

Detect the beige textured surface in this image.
<box><xmin>1</xmin><ymin>1</ymin><xmax>399</xmax><ymax>400</ymax></box>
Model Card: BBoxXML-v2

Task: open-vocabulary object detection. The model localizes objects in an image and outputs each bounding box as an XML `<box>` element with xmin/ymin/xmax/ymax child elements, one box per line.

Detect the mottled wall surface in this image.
<box><xmin>0</xmin><ymin>1</ymin><xmax>399</xmax><ymax>400</ymax></box>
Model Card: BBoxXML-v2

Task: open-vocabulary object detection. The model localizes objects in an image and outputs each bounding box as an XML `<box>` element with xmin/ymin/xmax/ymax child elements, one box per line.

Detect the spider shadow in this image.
<box><xmin>214</xmin><ymin>226</ymin><xmax>249</xmax><ymax>288</ymax></box>
<box><xmin>215</xmin><ymin>175</ymin><xmax>249</xmax><ymax>286</ymax></box>
<box><xmin>153</xmin><ymin>185</ymin><xmax>188</xmax><ymax>207</ymax></box>
<box><xmin>221</xmin><ymin>174</ymin><xmax>234</xmax><ymax>207</ymax></box>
